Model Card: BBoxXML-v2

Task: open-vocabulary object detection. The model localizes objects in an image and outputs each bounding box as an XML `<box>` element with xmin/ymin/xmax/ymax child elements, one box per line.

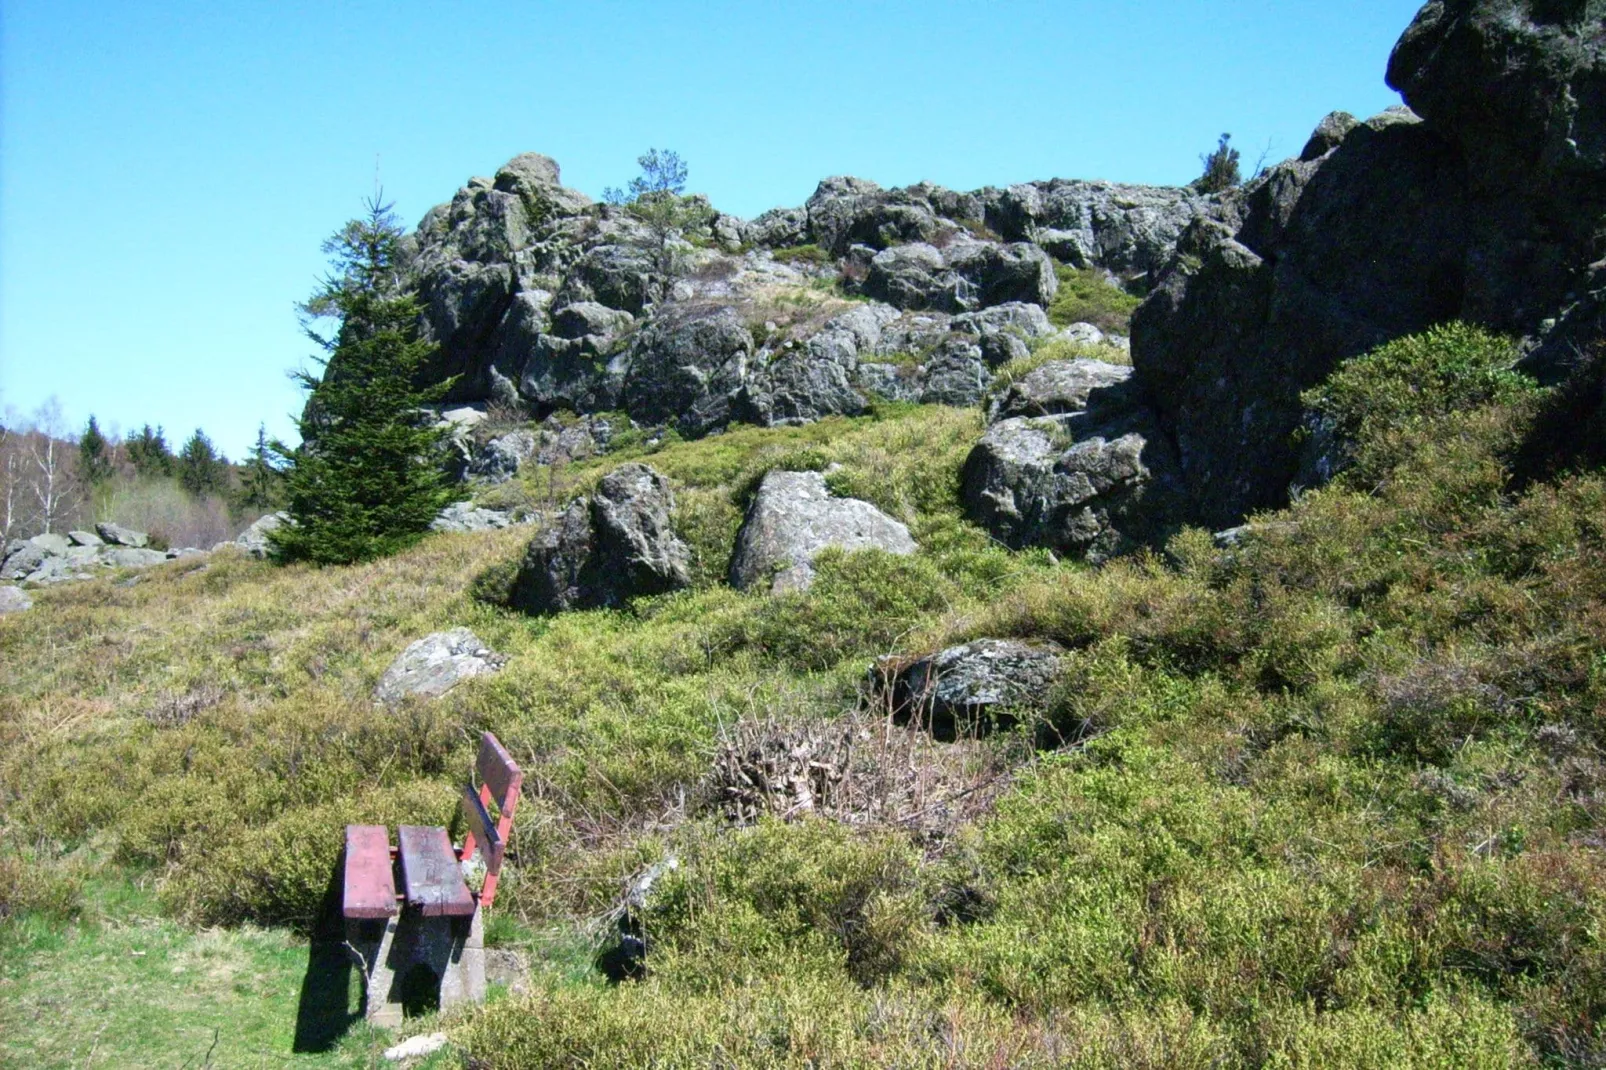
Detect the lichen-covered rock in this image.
<box><xmin>987</xmin><ymin>358</ymin><xmax>1132</xmax><ymax>422</ymax></box>
<box><xmin>509</xmin><ymin>463</ymin><xmax>690</xmax><ymax>613</ymax></box>
<box><xmin>67</xmin><ymin>530</ymin><xmax>103</xmax><ymax>547</ymax></box>
<box><xmin>729</xmin><ymin>470</ymin><xmax>917</xmax><ymax>593</ymax></box>
<box><xmin>872</xmin><ymin>638</ymin><xmax>1063</xmax><ymax>740</ymax></box>
<box><xmin>622</xmin><ymin>308</ymin><xmax>754</xmax><ymax>435</ymax></box>
<box><xmin>373</xmin><ymin>627</ymin><xmax>506</xmax><ymax>706</ymax></box>
<box><xmin>430</xmin><ymin>502</ymin><xmax>521</xmax><ymax>533</ymax></box>
<box><xmin>467</xmin><ymin>430</ymin><xmax>540</xmax><ymax>484</ymax></box>
<box><xmin>962</xmin><ymin>371</ymin><xmax>1180</xmax><ymax>562</ymax></box>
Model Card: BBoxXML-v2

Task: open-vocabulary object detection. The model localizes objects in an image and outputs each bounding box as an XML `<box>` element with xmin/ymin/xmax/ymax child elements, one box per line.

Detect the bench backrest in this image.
<box><xmin>459</xmin><ymin>731</ymin><xmax>524</xmax><ymax>909</ymax></box>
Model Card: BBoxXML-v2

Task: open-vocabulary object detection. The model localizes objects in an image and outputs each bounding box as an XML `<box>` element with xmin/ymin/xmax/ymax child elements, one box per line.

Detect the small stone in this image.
<box><xmin>0</xmin><ymin>586</ymin><xmax>32</xmax><ymax>614</ymax></box>
<box><xmin>383</xmin><ymin>1032</ymin><xmax>449</xmax><ymax>1061</ymax></box>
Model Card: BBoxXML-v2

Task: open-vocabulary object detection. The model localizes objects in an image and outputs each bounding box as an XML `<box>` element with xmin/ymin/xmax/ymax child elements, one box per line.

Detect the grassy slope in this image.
<box><xmin>4</xmin><ymin>329</ymin><xmax>1606</xmax><ymax>1066</ymax></box>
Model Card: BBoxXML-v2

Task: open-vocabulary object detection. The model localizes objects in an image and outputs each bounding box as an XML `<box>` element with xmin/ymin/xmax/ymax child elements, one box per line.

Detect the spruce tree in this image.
<box><xmin>270</xmin><ymin>196</ymin><xmax>462</xmax><ymax>565</ymax></box>
<box><xmin>78</xmin><ymin>415</ymin><xmax>112</xmax><ymax>485</ymax></box>
<box><xmin>126</xmin><ymin>424</ymin><xmax>173</xmax><ymax>478</ymax></box>
<box><xmin>177</xmin><ymin>428</ymin><xmax>227</xmax><ymax>497</ymax></box>
<box><xmin>236</xmin><ymin>423</ymin><xmax>282</xmax><ymax>512</ymax></box>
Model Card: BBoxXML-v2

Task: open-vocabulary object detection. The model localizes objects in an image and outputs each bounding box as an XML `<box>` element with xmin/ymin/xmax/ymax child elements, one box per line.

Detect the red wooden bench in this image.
<box><xmin>340</xmin><ymin>731</ymin><xmax>523</xmax><ymax>1025</ymax></box>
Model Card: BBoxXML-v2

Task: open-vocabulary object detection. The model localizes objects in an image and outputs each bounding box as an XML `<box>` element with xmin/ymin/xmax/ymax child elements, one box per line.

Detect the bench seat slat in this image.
<box><xmin>397</xmin><ymin>824</ymin><xmax>476</xmax><ymax>917</ymax></box>
<box><xmin>343</xmin><ymin>824</ymin><xmax>397</xmax><ymax>920</ymax></box>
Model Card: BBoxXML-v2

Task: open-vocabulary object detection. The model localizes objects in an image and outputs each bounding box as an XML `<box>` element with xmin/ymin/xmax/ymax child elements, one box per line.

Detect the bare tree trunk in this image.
<box><xmin>0</xmin><ymin>426</ymin><xmax>17</xmax><ymax>543</ymax></box>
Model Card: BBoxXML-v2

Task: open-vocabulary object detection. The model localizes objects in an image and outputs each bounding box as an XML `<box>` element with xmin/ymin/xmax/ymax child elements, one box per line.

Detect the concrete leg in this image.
<box><xmin>345</xmin><ymin>909</ymin><xmax>485</xmax><ymax>1027</ymax></box>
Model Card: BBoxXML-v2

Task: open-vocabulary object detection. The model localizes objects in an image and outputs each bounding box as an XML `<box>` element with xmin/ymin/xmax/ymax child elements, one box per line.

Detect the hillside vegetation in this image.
<box><xmin>5</xmin><ymin>322</ymin><xmax>1606</xmax><ymax>1066</ymax></box>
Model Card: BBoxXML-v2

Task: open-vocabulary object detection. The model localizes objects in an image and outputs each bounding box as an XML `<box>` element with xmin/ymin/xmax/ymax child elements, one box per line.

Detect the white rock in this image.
<box><xmin>383</xmin><ymin>1032</ymin><xmax>449</xmax><ymax>1061</ymax></box>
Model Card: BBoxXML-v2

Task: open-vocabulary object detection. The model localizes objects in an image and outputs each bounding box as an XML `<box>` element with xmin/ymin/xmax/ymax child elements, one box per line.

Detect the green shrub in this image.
<box><xmin>770</xmin><ymin>243</ymin><xmax>831</xmax><ymax>266</ymax></box>
<box><xmin>1047</xmin><ymin>264</ymin><xmax>1142</xmax><ymax>333</ymax></box>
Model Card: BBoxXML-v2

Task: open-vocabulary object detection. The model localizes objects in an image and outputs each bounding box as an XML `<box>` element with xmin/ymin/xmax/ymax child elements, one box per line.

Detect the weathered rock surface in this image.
<box><xmin>729</xmin><ymin>470</ymin><xmax>917</xmax><ymax>593</ymax></box>
<box><xmin>0</xmin><ymin>585</ymin><xmax>33</xmax><ymax>614</ymax></box>
<box><xmin>235</xmin><ymin>513</ymin><xmax>288</xmax><ymax>558</ymax></box>
<box><xmin>509</xmin><ymin>463</ymin><xmax>690</xmax><ymax>613</ymax></box>
<box><xmin>962</xmin><ymin>361</ymin><xmax>1181</xmax><ymax>562</ymax></box>
<box><xmin>95</xmin><ymin>523</ymin><xmax>148</xmax><ymax>548</ymax></box>
<box><xmin>1132</xmin><ymin>1</ymin><xmax>1606</xmax><ymax>526</ymax></box>
<box><xmin>373</xmin><ymin>628</ymin><xmax>506</xmax><ymax>706</ymax></box>
<box><xmin>873</xmin><ymin>638</ymin><xmax>1063</xmax><ymax>740</ymax></box>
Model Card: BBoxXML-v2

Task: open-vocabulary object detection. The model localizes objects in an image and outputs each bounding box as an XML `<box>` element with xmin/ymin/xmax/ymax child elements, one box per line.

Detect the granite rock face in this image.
<box><xmin>1131</xmin><ymin>0</ymin><xmax>1606</xmax><ymax>526</ymax></box>
<box><xmin>509</xmin><ymin>463</ymin><xmax>691</xmax><ymax>613</ymax></box>
<box><xmin>729</xmin><ymin>470</ymin><xmax>917</xmax><ymax>594</ymax></box>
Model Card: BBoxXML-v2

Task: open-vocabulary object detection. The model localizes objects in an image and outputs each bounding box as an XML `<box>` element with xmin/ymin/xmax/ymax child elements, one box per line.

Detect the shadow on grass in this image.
<box><xmin>292</xmin><ymin>859</ymin><xmax>361</xmax><ymax>1054</ymax></box>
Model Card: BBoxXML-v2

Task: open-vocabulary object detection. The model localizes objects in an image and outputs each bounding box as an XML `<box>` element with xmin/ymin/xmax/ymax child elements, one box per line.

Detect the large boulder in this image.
<box><xmin>95</xmin><ymin>523</ymin><xmax>149</xmax><ymax>548</ymax></box>
<box><xmin>962</xmin><ymin>363</ymin><xmax>1181</xmax><ymax>562</ymax></box>
<box><xmin>373</xmin><ymin>628</ymin><xmax>506</xmax><ymax>706</ymax></box>
<box><xmin>1132</xmin><ymin>3</ymin><xmax>1606</xmax><ymax>527</ymax></box>
<box><xmin>509</xmin><ymin>464</ymin><xmax>690</xmax><ymax>613</ymax></box>
<box><xmin>729</xmin><ymin>470</ymin><xmax>917</xmax><ymax>594</ymax></box>
<box><xmin>872</xmin><ymin>638</ymin><xmax>1063</xmax><ymax>740</ymax></box>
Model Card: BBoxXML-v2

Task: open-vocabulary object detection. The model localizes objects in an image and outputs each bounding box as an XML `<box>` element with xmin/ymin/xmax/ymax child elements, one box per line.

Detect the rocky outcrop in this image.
<box><xmin>1</xmin><ymin>528</ymin><xmax>193</xmax><ymax>585</ymax></box>
<box><xmin>1132</xmin><ymin>1</ymin><xmax>1606</xmax><ymax>527</ymax></box>
<box><xmin>729</xmin><ymin>470</ymin><xmax>917</xmax><ymax>593</ymax></box>
<box><xmin>509</xmin><ymin>463</ymin><xmax>691</xmax><ymax>613</ymax></box>
<box><xmin>373</xmin><ymin>628</ymin><xmax>506</xmax><ymax>706</ymax></box>
<box><xmin>872</xmin><ymin>638</ymin><xmax>1063</xmax><ymax>741</ymax></box>
<box><xmin>961</xmin><ymin>360</ymin><xmax>1181</xmax><ymax>562</ymax></box>
<box><xmin>351</xmin><ymin>149</ymin><xmax>1194</xmax><ymax>445</ymax></box>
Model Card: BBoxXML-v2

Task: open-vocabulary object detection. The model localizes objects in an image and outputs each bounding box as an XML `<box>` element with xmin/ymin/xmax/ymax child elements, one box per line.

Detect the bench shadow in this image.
<box><xmin>292</xmin><ymin>856</ymin><xmax>362</xmax><ymax>1053</ymax></box>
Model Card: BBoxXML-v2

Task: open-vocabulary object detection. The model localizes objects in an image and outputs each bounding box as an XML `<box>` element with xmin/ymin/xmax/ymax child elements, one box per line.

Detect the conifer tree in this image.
<box><xmin>126</xmin><ymin>424</ymin><xmax>173</xmax><ymax>478</ymax></box>
<box><xmin>78</xmin><ymin>415</ymin><xmax>112</xmax><ymax>485</ymax></box>
<box><xmin>270</xmin><ymin>195</ymin><xmax>462</xmax><ymax>565</ymax></box>
<box><xmin>236</xmin><ymin>423</ymin><xmax>282</xmax><ymax>512</ymax></box>
<box><xmin>177</xmin><ymin>428</ymin><xmax>228</xmax><ymax>497</ymax></box>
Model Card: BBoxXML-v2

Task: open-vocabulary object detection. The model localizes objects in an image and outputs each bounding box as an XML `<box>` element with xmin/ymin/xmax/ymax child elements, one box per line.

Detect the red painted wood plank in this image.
<box><xmin>342</xmin><ymin>824</ymin><xmax>397</xmax><ymax>919</ymax></box>
<box><xmin>460</xmin><ymin>782</ymin><xmax>503</xmax><ymax>872</ymax></box>
<box><xmin>476</xmin><ymin>733</ymin><xmax>523</xmax><ymax>814</ymax></box>
<box><xmin>397</xmin><ymin>824</ymin><xmax>475</xmax><ymax>917</ymax></box>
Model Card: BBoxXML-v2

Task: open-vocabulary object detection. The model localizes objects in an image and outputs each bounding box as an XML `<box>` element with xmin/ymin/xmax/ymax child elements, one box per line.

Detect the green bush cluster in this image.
<box><xmin>1046</xmin><ymin>264</ymin><xmax>1142</xmax><ymax>333</ymax></box>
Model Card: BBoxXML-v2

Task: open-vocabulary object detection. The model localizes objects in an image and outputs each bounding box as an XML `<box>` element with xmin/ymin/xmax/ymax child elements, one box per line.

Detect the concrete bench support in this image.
<box><xmin>345</xmin><ymin>908</ymin><xmax>485</xmax><ymax>1028</ymax></box>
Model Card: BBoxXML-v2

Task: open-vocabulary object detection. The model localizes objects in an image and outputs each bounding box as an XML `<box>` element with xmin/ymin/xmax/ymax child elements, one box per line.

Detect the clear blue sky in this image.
<box><xmin>1</xmin><ymin>0</ymin><xmax>1424</xmax><ymax>458</ymax></box>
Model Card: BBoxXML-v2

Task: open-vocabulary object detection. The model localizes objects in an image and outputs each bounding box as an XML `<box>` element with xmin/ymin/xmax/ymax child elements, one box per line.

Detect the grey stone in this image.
<box><xmin>0</xmin><ymin>586</ymin><xmax>32</xmax><ymax>614</ymax></box>
<box><xmin>430</xmin><ymin>502</ymin><xmax>519</xmax><ymax>533</ymax></box>
<box><xmin>729</xmin><ymin>470</ymin><xmax>917</xmax><ymax>594</ymax></box>
<box><xmin>988</xmin><ymin>358</ymin><xmax>1133</xmax><ymax>422</ymax></box>
<box><xmin>374</xmin><ymin>627</ymin><xmax>506</xmax><ymax>705</ymax></box>
<box><xmin>101</xmin><ymin>547</ymin><xmax>169</xmax><ymax>569</ymax></box>
<box><xmin>467</xmin><ymin>431</ymin><xmax>539</xmax><ymax>484</ymax></box>
<box><xmin>509</xmin><ymin>463</ymin><xmax>690</xmax><ymax>613</ymax></box>
<box><xmin>235</xmin><ymin>512</ymin><xmax>289</xmax><ymax>558</ymax></box>
<box><xmin>30</xmin><ymin>532</ymin><xmax>71</xmax><ymax>555</ymax></box>
<box><xmin>622</xmin><ymin>308</ymin><xmax>754</xmax><ymax>435</ymax></box>
<box><xmin>0</xmin><ymin>542</ymin><xmax>47</xmax><ymax>581</ymax></box>
<box><xmin>962</xmin><ymin>375</ymin><xmax>1181</xmax><ymax>562</ymax></box>
<box><xmin>874</xmin><ymin>639</ymin><xmax>1063</xmax><ymax>739</ymax></box>
<box><xmin>67</xmin><ymin>529</ymin><xmax>104</xmax><ymax>547</ymax></box>
<box><xmin>95</xmin><ymin>522</ymin><xmax>149</xmax><ymax>548</ymax></box>
<box><xmin>919</xmin><ymin>336</ymin><xmax>990</xmax><ymax>407</ymax></box>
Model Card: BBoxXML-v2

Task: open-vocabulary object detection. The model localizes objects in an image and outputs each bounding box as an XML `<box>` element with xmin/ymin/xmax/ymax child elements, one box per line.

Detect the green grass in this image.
<box><xmin>6</xmin><ymin>328</ymin><xmax>1606</xmax><ymax>1065</ymax></box>
<box><xmin>0</xmin><ymin>876</ymin><xmax>465</xmax><ymax>1068</ymax></box>
<box><xmin>1046</xmin><ymin>263</ymin><xmax>1142</xmax><ymax>333</ymax></box>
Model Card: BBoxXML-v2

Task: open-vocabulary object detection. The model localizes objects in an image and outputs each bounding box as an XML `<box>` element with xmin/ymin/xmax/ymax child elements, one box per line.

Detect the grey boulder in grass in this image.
<box><xmin>374</xmin><ymin>628</ymin><xmax>507</xmax><ymax>706</ymax></box>
<box><xmin>509</xmin><ymin>463</ymin><xmax>691</xmax><ymax>613</ymax></box>
<box><xmin>729</xmin><ymin>470</ymin><xmax>916</xmax><ymax>594</ymax></box>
